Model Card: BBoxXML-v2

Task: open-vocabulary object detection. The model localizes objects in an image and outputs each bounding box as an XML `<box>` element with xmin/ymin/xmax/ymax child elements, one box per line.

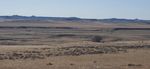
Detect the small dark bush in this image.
<box><xmin>93</xmin><ymin>61</ymin><xmax>97</xmax><ymax>63</ymax></box>
<box><xmin>70</xmin><ymin>63</ymin><xmax>74</xmax><ymax>66</ymax></box>
<box><xmin>91</xmin><ymin>36</ymin><xmax>103</xmax><ymax>42</ymax></box>
<box><xmin>128</xmin><ymin>64</ymin><xmax>142</xmax><ymax>67</ymax></box>
<box><xmin>47</xmin><ymin>62</ymin><xmax>53</xmax><ymax>65</ymax></box>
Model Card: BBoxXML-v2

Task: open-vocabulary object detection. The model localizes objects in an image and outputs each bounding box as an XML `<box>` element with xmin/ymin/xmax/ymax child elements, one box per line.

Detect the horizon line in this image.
<box><xmin>0</xmin><ymin>15</ymin><xmax>149</xmax><ymax>20</ymax></box>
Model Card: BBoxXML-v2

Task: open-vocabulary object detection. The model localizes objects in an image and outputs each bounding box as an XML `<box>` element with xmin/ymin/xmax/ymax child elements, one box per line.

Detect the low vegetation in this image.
<box><xmin>0</xmin><ymin>46</ymin><xmax>124</xmax><ymax>60</ymax></box>
<box><xmin>91</xmin><ymin>36</ymin><xmax>103</xmax><ymax>42</ymax></box>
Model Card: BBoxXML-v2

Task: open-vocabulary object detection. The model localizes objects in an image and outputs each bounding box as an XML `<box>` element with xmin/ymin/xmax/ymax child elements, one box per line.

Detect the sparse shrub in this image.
<box><xmin>47</xmin><ymin>62</ymin><xmax>53</xmax><ymax>65</ymax></box>
<box><xmin>93</xmin><ymin>61</ymin><xmax>97</xmax><ymax>63</ymax></box>
<box><xmin>91</xmin><ymin>36</ymin><xmax>103</xmax><ymax>42</ymax></box>
<box><xmin>128</xmin><ymin>64</ymin><xmax>142</xmax><ymax>67</ymax></box>
<box><xmin>70</xmin><ymin>63</ymin><xmax>74</xmax><ymax>66</ymax></box>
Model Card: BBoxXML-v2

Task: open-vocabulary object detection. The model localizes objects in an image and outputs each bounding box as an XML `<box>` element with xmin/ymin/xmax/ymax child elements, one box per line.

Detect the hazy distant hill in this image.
<box><xmin>0</xmin><ymin>15</ymin><xmax>150</xmax><ymax>24</ymax></box>
<box><xmin>99</xmin><ymin>18</ymin><xmax>150</xmax><ymax>24</ymax></box>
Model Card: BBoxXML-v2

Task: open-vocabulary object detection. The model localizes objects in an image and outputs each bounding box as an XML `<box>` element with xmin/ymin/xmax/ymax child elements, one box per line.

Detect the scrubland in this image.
<box><xmin>0</xmin><ymin>21</ymin><xmax>150</xmax><ymax>69</ymax></box>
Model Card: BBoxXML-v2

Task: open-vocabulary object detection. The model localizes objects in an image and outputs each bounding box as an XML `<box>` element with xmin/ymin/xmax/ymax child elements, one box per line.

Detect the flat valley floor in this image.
<box><xmin>0</xmin><ymin>21</ymin><xmax>150</xmax><ymax>69</ymax></box>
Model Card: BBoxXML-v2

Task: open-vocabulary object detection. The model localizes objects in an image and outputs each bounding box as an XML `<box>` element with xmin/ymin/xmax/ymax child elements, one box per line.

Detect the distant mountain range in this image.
<box><xmin>0</xmin><ymin>15</ymin><xmax>150</xmax><ymax>24</ymax></box>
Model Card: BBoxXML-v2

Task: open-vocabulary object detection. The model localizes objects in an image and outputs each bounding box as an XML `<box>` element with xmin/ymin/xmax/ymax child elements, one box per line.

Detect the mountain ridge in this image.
<box><xmin>0</xmin><ymin>15</ymin><xmax>150</xmax><ymax>24</ymax></box>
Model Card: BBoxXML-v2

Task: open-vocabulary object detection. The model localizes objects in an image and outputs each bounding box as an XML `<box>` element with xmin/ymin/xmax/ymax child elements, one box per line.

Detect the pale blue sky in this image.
<box><xmin>0</xmin><ymin>0</ymin><xmax>150</xmax><ymax>19</ymax></box>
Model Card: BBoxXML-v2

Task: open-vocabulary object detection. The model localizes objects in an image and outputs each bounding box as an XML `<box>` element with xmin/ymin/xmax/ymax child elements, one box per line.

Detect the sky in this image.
<box><xmin>0</xmin><ymin>0</ymin><xmax>150</xmax><ymax>19</ymax></box>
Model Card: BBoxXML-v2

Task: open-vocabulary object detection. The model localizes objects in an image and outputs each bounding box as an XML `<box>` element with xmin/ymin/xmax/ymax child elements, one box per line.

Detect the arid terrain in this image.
<box><xmin>0</xmin><ymin>16</ymin><xmax>150</xmax><ymax>69</ymax></box>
